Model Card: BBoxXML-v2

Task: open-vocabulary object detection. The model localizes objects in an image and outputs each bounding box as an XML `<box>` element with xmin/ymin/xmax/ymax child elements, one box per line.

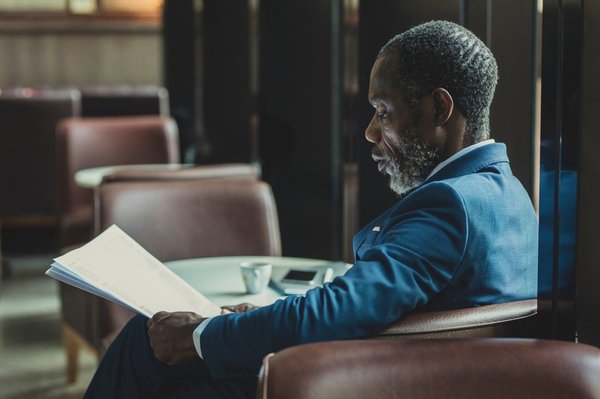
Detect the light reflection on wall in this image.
<box><xmin>101</xmin><ymin>0</ymin><xmax>163</xmax><ymax>13</ymax></box>
<box><xmin>0</xmin><ymin>0</ymin><xmax>163</xmax><ymax>14</ymax></box>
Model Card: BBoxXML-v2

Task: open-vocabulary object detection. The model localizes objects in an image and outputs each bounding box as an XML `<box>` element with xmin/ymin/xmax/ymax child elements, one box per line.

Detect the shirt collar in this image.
<box><xmin>426</xmin><ymin>139</ymin><xmax>496</xmax><ymax>180</ymax></box>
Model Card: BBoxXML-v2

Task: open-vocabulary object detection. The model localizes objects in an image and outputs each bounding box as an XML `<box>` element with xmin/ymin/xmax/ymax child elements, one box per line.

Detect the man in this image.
<box><xmin>84</xmin><ymin>20</ymin><xmax>537</xmax><ymax>398</ymax></box>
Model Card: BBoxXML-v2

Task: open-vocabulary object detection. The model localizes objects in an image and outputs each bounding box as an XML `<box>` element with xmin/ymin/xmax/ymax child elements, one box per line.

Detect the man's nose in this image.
<box><xmin>364</xmin><ymin>115</ymin><xmax>381</xmax><ymax>144</ymax></box>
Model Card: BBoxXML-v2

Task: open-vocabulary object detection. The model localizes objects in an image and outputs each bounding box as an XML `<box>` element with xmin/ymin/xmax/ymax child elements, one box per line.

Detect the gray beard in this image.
<box><xmin>384</xmin><ymin>131</ymin><xmax>441</xmax><ymax>197</ymax></box>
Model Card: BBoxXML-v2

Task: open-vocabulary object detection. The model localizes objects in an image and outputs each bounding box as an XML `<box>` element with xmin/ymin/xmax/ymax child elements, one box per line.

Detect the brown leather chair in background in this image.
<box><xmin>258</xmin><ymin>338</ymin><xmax>600</xmax><ymax>399</ymax></box>
<box><xmin>96</xmin><ymin>177</ymin><xmax>281</xmax><ymax>260</ymax></box>
<box><xmin>0</xmin><ymin>88</ymin><xmax>80</xmax><ymax>280</ymax></box>
<box><xmin>60</xmin><ymin>177</ymin><xmax>281</xmax><ymax>382</ymax></box>
<box><xmin>56</xmin><ymin>115</ymin><xmax>180</xmax><ymax>252</ymax></box>
<box><xmin>0</xmin><ymin>88</ymin><xmax>81</xmax><ymax>219</ymax></box>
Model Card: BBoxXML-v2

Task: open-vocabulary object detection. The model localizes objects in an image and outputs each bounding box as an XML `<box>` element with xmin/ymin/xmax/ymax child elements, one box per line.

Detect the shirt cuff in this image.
<box><xmin>192</xmin><ymin>317</ymin><xmax>214</xmax><ymax>359</ymax></box>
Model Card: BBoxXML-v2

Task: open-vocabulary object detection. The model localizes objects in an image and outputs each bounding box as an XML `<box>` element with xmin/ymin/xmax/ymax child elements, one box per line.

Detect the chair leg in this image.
<box><xmin>63</xmin><ymin>323</ymin><xmax>99</xmax><ymax>383</ymax></box>
<box><xmin>63</xmin><ymin>324</ymin><xmax>80</xmax><ymax>383</ymax></box>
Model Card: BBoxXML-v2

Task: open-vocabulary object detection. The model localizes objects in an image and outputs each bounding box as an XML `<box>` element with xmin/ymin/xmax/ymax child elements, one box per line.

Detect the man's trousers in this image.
<box><xmin>83</xmin><ymin>315</ymin><xmax>256</xmax><ymax>399</ymax></box>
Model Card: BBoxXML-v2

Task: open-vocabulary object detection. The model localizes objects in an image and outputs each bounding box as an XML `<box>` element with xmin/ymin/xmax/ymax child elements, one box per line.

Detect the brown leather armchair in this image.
<box><xmin>60</xmin><ymin>177</ymin><xmax>281</xmax><ymax>382</ymax></box>
<box><xmin>258</xmin><ymin>338</ymin><xmax>600</xmax><ymax>399</ymax></box>
<box><xmin>56</xmin><ymin>115</ymin><xmax>180</xmax><ymax>252</ymax></box>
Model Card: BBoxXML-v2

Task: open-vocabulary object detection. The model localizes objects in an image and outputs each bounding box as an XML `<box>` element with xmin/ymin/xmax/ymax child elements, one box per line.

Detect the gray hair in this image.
<box><xmin>378</xmin><ymin>20</ymin><xmax>498</xmax><ymax>143</ymax></box>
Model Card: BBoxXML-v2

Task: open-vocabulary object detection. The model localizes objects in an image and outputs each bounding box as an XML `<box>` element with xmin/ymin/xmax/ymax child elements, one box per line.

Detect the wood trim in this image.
<box><xmin>62</xmin><ymin>323</ymin><xmax>98</xmax><ymax>383</ymax></box>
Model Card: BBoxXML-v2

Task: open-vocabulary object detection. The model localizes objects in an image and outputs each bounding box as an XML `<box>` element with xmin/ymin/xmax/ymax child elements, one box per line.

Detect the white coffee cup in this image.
<box><xmin>240</xmin><ymin>262</ymin><xmax>272</xmax><ymax>294</ymax></box>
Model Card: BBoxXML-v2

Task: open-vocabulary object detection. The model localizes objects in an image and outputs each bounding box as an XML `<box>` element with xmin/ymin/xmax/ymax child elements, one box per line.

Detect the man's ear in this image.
<box><xmin>431</xmin><ymin>88</ymin><xmax>454</xmax><ymax>126</ymax></box>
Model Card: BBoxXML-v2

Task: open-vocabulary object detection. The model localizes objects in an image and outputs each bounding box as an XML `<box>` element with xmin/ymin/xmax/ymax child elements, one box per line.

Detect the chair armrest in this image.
<box><xmin>377</xmin><ymin>299</ymin><xmax>537</xmax><ymax>338</ymax></box>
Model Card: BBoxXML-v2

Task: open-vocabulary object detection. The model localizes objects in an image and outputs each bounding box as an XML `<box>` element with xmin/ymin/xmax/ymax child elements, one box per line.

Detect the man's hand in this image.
<box><xmin>147</xmin><ymin>311</ymin><xmax>206</xmax><ymax>365</ymax></box>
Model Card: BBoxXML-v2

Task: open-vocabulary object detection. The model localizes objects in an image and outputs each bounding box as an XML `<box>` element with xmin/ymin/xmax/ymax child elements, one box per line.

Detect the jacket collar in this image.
<box><xmin>423</xmin><ymin>142</ymin><xmax>510</xmax><ymax>185</ymax></box>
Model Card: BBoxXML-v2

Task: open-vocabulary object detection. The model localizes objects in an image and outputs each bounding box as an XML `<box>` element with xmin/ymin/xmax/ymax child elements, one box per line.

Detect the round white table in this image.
<box><xmin>165</xmin><ymin>256</ymin><xmax>351</xmax><ymax>307</ymax></box>
<box><xmin>75</xmin><ymin>163</ymin><xmax>194</xmax><ymax>188</ymax></box>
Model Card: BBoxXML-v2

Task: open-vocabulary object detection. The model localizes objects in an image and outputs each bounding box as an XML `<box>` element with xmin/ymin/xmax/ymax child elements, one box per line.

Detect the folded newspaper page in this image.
<box><xmin>46</xmin><ymin>225</ymin><xmax>222</xmax><ymax>318</ymax></box>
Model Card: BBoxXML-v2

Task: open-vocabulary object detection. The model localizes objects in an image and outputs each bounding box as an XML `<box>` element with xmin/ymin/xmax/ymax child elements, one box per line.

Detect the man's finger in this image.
<box><xmin>152</xmin><ymin>311</ymin><xmax>170</xmax><ymax>321</ymax></box>
<box><xmin>147</xmin><ymin>311</ymin><xmax>170</xmax><ymax>329</ymax></box>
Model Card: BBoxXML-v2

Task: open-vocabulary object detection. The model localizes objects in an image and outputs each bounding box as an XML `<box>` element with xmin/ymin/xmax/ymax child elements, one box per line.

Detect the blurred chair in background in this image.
<box><xmin>80</xmin><ymin>86</ymin><xmax>169</xmax><ymax>117</ymax></box>
<box><xmin>101</xmin><ymin>162</ymin><xmax>261</xmax><ymax>184</ymax></box>
<box><xmin>61</xmin><ymin>175</ymin><xmax>281</xmax><ymax>382</ymax></box>
<box><xmin>96</xmin><ymin>177</ymin><xmax>280</xmax><ymax>259</ymax></box>
<box><xmin>56</xmin><ymin>115</ymin><xmax>180</xmax><ymax>252</ymax></box>
<box><xmin>258</xmin><ymin>338</ymin><xmax>600</xmax><ymax>399</ymax></box>
<box><xmin>0</xmin><ymin>88</ymin><xmax>81</xmax><ymax>280</ymax></box>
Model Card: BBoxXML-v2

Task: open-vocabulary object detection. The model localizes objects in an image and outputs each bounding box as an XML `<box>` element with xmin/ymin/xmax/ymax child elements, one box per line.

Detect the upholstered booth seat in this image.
<box><xmin>258</xmin><ymin>338</ymin><xmax>600</xmax><ymax>399</ymax></box>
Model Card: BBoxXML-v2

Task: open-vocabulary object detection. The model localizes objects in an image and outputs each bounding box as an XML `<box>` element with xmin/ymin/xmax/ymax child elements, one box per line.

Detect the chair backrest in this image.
<box><xmin>96</xmin><ymin>178</ymin><xmax>281</xmax><ymax>261</ymax></box>
<box><xmin>80</xmin><ymin>86</ymin><xmax>169</xmax><ymax>117</ymax></box>
<box><xmin>0</xmin><ymin>88</ymin><xmax>80</xmax><ymax>218</ymax></box>
<box><xmin>375</xmin><ymin>299</ymin><xmax>538</xmax><ymax>339</ymax></box>
<box><xmin>56</xmin><ymin>115</ymin><xmax>180</xmax><ymax>248</ymax></box>
<box><xmin>101</xmin><ymin>163</ymin><xmax>261</xmax><ymax>184</ymax></box>
<box><xmin>258</xmin><ymin>338</ymin><xmax>600</xmax><ymax>399</ymax></box>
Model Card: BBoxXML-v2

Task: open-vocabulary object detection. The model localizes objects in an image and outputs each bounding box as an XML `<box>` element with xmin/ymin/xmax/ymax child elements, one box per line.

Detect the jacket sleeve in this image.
<box><xmin>200</xmin><ymin>182</ymin><xmax>468</xmax><ymax>379</ymax></box>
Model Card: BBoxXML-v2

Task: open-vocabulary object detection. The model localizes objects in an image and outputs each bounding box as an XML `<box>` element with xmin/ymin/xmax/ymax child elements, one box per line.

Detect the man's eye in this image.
<box><xmin>377</xmin><ymin>110</ymin><xmax>387</xmax><ymax>119</ymax></box>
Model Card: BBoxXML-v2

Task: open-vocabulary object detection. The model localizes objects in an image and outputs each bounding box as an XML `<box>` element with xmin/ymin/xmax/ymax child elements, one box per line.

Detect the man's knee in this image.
<box><xmin>109</xmin><ymin>314</ymin><xmax>151</xmax><ymax>349</ymax></box>
<box><xmin>128</xmin><ymin>314</ymin><xmax>150</xmax><ymax>332</ymax></box>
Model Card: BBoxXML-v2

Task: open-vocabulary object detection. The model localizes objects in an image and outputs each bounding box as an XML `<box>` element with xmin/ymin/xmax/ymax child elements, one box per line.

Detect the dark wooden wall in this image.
<box><xmin>187</xmin><ymin>0</ymin><xmax>541</xmax><ymax>261</ymax></box>
<box><xmin>356</xmin><ymin>1</ymin><xmax>461</xmax><ymax>226</ymax></box>
<box><xmin>576</xmin><ymin>0</ymin><xmax>600</xmax><ymax>347</ymax></box>
<box><xmin>258</xmin><ymin>0</ymin><xmax>336</xmax><ymax>258</ymax></box>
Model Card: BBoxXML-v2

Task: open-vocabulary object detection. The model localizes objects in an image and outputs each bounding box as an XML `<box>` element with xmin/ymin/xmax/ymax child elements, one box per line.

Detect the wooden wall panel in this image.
<box><xmin>0</xmin><ymin>20</ymin><xmax>161</xmax><ymax>87</ymax></box>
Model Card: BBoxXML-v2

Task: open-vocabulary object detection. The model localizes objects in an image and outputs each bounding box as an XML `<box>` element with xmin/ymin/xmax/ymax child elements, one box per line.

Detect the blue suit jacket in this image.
<box><xmin>201</xmin><ymin>143</ymin><xmax>538</xmax><ymax>379</ymax></box>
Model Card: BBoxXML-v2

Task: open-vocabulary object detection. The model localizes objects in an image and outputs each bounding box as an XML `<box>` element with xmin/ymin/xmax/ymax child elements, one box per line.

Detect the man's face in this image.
<box><xmin>365</xmin><ymin>55</ymin><xmax>441</xmax><ymax>196</ymax></box>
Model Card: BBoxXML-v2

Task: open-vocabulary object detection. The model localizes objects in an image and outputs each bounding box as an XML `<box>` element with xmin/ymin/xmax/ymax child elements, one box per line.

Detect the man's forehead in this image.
<box><xmin>371</xmin><ymin>56</ymin><xmax>396</xmax><ymax>78</ymax></box>
<box><xmin>369</xmin><ymin>56</ymin><xmax>398</xmax><ymax>101</ymax></box>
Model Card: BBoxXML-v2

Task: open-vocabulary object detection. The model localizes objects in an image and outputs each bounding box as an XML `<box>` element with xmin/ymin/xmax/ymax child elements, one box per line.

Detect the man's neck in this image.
<box><xmin>427</xmin><ymin>139</ymin><xmax>496</xmax><ymax>180</ymax></box>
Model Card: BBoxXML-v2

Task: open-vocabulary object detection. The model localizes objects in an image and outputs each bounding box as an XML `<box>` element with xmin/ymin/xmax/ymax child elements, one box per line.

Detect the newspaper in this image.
<box><xmin>46</xmin><ymin>225</ymin><xmax>222</xmax><ymax>318</ymax></box>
